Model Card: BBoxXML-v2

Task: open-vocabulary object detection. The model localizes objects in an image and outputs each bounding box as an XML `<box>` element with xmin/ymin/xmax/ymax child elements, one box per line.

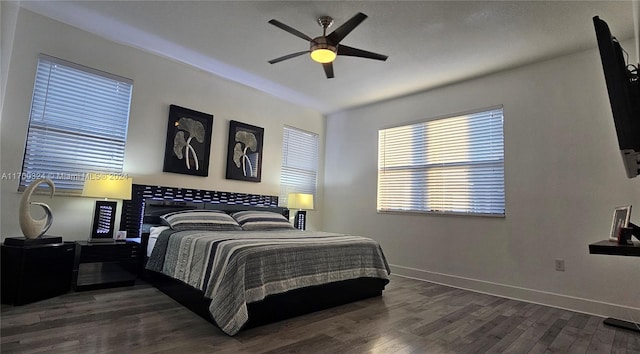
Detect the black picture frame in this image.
<box><xmin>226</xmin><ymin>120</ymin><xmax>264</xmax><ymax>182</ymax></box>
<box><xmin>90</xmin><ymin>200</ymin><xmax>117</xmax><ymax>240</ymax></box>
<box><xmin>163</xmin><ymin>105</ymin><xmax>213</xmax><ymax>177</ymax></box>
<box><xmin>609</xmin><ymin>205</ymin><xmax>632</xmax><ymax>242</ymax></box>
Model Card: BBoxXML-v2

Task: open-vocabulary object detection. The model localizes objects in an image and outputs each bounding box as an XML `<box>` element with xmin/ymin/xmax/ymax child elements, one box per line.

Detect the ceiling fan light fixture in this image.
<box><xmin>310</xmin><ymin>48</ymin><xmax>337</xmax><ymax>63</ymax></box>
<box><xmin>310</xmin><ymin>37</ymin><xmax>337</xmax><ymax>63</ymax></box>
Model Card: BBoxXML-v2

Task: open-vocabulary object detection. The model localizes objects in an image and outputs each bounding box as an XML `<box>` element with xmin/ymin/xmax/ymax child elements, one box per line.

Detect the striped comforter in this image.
<box><xmin>146</xmin><ymin>229</ymin><xmax>391</xmax><ymax>335</ymax></box>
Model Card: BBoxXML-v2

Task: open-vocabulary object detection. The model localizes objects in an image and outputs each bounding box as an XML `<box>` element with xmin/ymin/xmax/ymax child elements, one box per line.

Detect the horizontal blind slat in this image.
<box><xmin>279</xmin><ymin>126</ymin><xmax>319</xmax><ymax>207</ymax></box>
<box><xmin>378</xmin><ymin>108</ymin><xmax>505</xmax><ymax>215</ymax></box>
<box><xmin>19</xmin><ymin>56</ymin><xmax>132</xmax><ymax>192</ymax></box>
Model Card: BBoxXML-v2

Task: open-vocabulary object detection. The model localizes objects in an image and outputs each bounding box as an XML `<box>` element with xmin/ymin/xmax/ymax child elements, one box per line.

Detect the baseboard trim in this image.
<box><xmin>389</xmin><ymin>264</ymin><xmax>640</xmax><ymax>323</ymax></box>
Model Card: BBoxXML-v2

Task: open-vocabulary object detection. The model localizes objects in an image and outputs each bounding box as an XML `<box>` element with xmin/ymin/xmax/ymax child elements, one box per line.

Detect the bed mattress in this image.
<box><xmin>146</xmin><ymin>229</ymin><xmax>390</xmax><ymax>335</ymax></box>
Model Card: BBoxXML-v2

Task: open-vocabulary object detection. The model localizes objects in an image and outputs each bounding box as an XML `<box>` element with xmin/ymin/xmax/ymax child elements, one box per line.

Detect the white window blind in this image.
<box><xmin>19</xmin><ymin>54</ymin><xmax>133</xmax><ymax>194</ymax></box>
<box><xmin>377</xmin><ymin>107</ymin><xmax>505</xmax><ymax>216</ymax></box>
<box><xmin>280</xmin><ymin>126</ymin><xmax>319</xmax><ymax>207</ymax></box>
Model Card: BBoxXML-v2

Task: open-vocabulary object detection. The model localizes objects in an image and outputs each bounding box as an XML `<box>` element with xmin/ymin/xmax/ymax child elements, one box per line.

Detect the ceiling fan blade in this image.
<box><xmin>326</xmin><ymin>12</ymin><xmax>368</xmax><ymax>44</ymax></box>
<box><xmin>337</xmin><ymin>45</ymin><xmax>388</xmax><ymax>61</ymax></box>
<box><xmin>268</xmin><ymin>51</ymin><xmax>310</xmax><ymax>64</ymax></box>
<box><xmin>322</xmin><ymin>62</ymin><xmax>334</xmax><ymax>79</ymax></box>
<box><xmin>268</xmin><ymin>19</ymin><xmax>313</xmax><ymax>42</ymax></box>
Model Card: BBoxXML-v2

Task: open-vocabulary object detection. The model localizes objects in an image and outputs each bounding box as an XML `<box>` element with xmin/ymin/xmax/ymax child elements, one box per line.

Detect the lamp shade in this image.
<box><xmin>287</xmin><ymin>193</ymin><xmax>314</xmax><ymax>210</ymax></box>
<box><xmin>82</xmin><ymin>173</ymin><xmax>133</xmax><ymax>200</ymax></box>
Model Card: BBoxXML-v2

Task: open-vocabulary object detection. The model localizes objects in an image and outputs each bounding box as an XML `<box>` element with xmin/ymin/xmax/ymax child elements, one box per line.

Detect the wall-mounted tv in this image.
<box><xmin>593</xmin><ymin>16</ymin><xmax>640</xmax><ymax>178</ymax></box>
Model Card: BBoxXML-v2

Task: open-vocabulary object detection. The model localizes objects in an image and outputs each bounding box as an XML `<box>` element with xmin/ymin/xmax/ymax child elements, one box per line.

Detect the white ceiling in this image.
<box><xmin>21</xmin><ymin>1</ymin><xmax>638</xmax><ymax>115</ymax></box>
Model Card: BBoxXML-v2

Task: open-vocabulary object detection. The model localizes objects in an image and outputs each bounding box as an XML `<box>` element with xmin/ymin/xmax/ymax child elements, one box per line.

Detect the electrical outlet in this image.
<box><xmin>555</xmin><ymin>259</ymin><xmax>565</xmax><ymax>272</ymax></box>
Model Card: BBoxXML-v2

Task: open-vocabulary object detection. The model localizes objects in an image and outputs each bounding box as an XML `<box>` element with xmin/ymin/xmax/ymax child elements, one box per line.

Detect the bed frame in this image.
<box><xmin>120</xmin><ymin>184</ymin><xmax>388</xmax><ymax>333</ymax></box>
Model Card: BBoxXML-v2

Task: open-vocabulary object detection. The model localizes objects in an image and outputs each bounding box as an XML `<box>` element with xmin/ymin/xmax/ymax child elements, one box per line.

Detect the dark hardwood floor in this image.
<box><xmin>1</xmin><ymin>275</ymin><xmax>639</xmax><ymax>353</ymax></box>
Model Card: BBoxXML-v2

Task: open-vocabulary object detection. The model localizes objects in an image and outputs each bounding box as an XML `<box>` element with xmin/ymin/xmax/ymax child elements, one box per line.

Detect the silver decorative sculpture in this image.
<box><xmin>19</xmin><ymin>178</ymin><xmax>55</xmax><ymax>239</ymax></box>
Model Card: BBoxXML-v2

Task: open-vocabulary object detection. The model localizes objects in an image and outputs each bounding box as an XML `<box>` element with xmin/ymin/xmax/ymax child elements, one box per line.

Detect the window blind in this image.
<box><xmin>19</xmin><ymin>54</ymin><xmax>133</xmax><ymax>194</ymax></box>
<box><xmin>280</xmin><ymin>126</ymin><xmax>319</xmax><ymax>207</ymax></box>
<box><xmin>377</xmin><ymin>107</ymin><xmax>505</xmax><ymax>216</ymax></box>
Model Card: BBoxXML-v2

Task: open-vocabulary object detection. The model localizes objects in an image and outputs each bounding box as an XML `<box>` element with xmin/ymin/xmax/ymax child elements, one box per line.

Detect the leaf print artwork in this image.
<box><xmin>174</xmin><ymin>117</ymin><xmax>205</xmax><ymax>170</ymax></box>
<box><xmin>233</xmin><ymin>130</ymin><xmax>258</xmax><ymax>176</ymax></box>
<box><xmin>163</xmin><ymin>105</ymin><xmax>213</xmax><ymax>177</ymax></box>
<box><xmin>225</xmin><ymin>121</ymin><xmax>263</xmax><ymax>182</ymax></box>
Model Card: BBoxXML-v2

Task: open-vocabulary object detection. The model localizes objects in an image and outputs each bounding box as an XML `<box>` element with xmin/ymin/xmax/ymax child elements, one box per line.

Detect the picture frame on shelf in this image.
<box><xmin>609</xmin><ymin>205</ymin><xmax>632</xmax><ymax>242</ymax></box>
<box><xmin>162</xmin><ymin>105</ymin><xmax>213</xmax><ymax>177</ymax></box>
<box><xmin>225</xmin><ymin>120</ymin><xmax>264</xmax><ymax>182</ymax></box>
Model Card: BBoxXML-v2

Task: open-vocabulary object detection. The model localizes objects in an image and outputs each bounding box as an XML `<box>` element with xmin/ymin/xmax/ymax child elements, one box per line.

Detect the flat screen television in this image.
<box><xmin>593</xmin><ymin>16</ymin><xmax>640</xmax><ymax>178</ymax></box>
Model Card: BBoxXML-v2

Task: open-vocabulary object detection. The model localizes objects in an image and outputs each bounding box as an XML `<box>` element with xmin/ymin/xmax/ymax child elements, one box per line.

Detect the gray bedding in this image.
<box><xmin>146</xmin><ymin>229</ymin><xmax>390</xmax><ymax>335</ymax></box>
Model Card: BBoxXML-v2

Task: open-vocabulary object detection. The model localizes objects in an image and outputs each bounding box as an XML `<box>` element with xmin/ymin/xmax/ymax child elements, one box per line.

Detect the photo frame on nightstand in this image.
<box><xmin>114</xmin><ymin>231</ymin><xmax>127</xmax><ymax>241</ymax></box>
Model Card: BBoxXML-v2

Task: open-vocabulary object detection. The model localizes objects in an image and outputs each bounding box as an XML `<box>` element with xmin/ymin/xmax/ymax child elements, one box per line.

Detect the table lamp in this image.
<box><xmin>82</xmin><ymin>173</ymin><xmax>133</xmax><ymax>242</ymax></box>
<box><xmin>287</xmin><ymin>193</ymin><xmax>314</xmax><ymax>230</ymax></box>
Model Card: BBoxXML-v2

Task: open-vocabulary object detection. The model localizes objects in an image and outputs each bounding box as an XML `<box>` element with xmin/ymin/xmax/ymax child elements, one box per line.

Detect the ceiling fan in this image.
<box><xmin>268</xmin><ymin>12</ymin><xmax>388</xmax><ymax>79</ymax></box>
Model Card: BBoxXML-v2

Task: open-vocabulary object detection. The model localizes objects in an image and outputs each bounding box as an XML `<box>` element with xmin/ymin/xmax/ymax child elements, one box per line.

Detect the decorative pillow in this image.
<box><xmin>231</xmin><ymin>210</ymin><xmax>294</xmax><ymax>231</ymax></box>
<box><xmin>160</xmin><ymin>210</ymin><xmax>243</xmax><ymax>231</ymax></box>
<box><xmin>144</xmin><ymin>206</ymin><xmax>194</xmax><ymax>225</ymax></box>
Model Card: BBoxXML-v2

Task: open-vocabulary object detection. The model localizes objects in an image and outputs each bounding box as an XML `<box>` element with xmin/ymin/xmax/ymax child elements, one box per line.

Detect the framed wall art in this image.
<box><xmin>609</xmin><ymin>205</ymin><xmax>632</xmax><ymax>242</ymax></box>
<box><xmin>163</xmin><ymin>105</ymin><xmax>213</xmax><ymax>177</ymax></box>
<box><xmin>226</xmin><ymin>120</ymin><xmax>264</xmax><ymax>182</ymax></box>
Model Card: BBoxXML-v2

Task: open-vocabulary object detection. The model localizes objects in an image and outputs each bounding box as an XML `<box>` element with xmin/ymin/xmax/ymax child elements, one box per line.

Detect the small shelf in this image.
<box><xmin>588</xmin><ymin>240</ymin><xmax>640</xmax><ymax>257</ymax></box>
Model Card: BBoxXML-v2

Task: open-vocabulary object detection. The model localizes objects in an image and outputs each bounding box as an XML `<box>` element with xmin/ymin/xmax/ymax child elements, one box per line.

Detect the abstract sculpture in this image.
<box><xmin>19</xmin><ymin>178</ymin><xmax>55</xmax><ymax>239</ymax></box>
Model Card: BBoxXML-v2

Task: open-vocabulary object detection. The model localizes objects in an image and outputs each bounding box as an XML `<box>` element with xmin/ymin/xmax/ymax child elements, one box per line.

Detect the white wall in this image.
<box><xmin>1</xmin><ymin>1</ymin><xmax>20</xmax><ymax>114</ymax></box>
<box><xmin>0</xmin><ymin>9</ymin><xmax>325</xmax><ymax>241</ymax></box>
<box><xmin>0</xmin><ymin>1</ymin><xmax>21</xmax><ymax>237</ymax></box>
<box><xmin>324</xmin><ymin>44</ymin><xmax>640</xmax><ymax>319</ymax></box>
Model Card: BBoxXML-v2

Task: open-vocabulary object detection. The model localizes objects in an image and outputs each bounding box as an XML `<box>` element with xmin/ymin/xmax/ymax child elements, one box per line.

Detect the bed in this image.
<box><xmin>121</xmin><ymin>184</ymin><xmax>390</xmax><ymax>336</ymax></box>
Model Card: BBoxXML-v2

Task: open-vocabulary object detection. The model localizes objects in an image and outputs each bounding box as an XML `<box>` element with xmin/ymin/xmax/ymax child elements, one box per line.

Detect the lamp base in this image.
<box><xmin>90</xmin><ymin>200</ymin><xmax>117</xmax><ymax>241</ymax></box>
<box><xmin>294</xmin><ymin>211</ymin><xmax>306</xmax><ymax>230</ymax></box>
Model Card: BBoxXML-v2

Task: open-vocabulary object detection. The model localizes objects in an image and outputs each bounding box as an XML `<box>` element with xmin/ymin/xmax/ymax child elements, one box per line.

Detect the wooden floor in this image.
<box><xmin>2</xmin><ymin>275</ymin><xmax>639</xmax><ymax>353</ymax></box>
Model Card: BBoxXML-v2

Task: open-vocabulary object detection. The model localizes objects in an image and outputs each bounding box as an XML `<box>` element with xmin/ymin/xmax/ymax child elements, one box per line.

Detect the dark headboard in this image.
<box><xmin>120</xmin><ymin>184</ymin><xmax>288</xmax><ymax>238</ymax></box>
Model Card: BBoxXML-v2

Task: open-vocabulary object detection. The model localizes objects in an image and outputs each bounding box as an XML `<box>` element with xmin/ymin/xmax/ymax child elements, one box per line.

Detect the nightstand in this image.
<box><xmin>72</xmin><ymin>240</ymin><xmax>140</xmax><ymax>291</ymax></box>
<box><xmin>1</xmin><ymin>237</ymin><xmax>76</xmax><ymax>305</ymax></box>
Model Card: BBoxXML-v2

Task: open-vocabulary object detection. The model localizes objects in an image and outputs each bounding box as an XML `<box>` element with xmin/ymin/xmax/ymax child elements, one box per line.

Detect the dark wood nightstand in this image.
<box><xmin>1</xmin><ymin>237</ymin><xmax>76</xmax><ymax>305</ymax></box>
<box><xmin>72</xmin><ymin>240</ymin><xmax>140</xmax><ymax>291</ymax></box>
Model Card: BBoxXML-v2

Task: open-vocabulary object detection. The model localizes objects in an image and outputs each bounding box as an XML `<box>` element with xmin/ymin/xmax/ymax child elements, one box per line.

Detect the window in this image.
<box><xmin>19</xmin><ymin>54</ymin><xmax>133</xmax><ymax>194</ymax></box>
<box><xmin>377</xmin><ymin>107</ymin><xmax>504</xmax><ymax>216</ymax></box>
<box><xmin>280</xmin><ymin>126</ymin><xmax>319</xmax><ymax>207</ymax></box>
